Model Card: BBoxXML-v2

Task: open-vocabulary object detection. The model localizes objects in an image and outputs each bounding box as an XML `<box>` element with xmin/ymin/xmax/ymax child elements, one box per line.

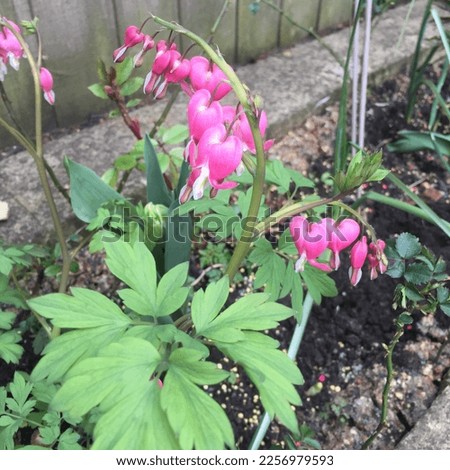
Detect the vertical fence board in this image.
<box><xmin>27</xmin><ymin>0</ymin><xmax>118</xmax><ymax>128</ymax></box>
<box><xmin>237</xmin><ymin>0</ymin><xmax>281</xmax><ymax>64</ymax></box>
<box><xmin>0</xmin><ymin>0</ymin><xmax>56</xmax><ymax>147</ymax></box>
<box><xmin>279</xmin><ymin>0</ymin><xmax>320</xmax><ymax>47</ymax></box>
<box><xmin>113</xmin><ymin>0</ymin><xmax>179</xmax><ymax>35</ymax></box>
<box><xmin>318</xmin><ymin>0</ymin><xmax>353</xmax><ymax>31</ymax></box>
<box><xmin>178</xmin><ymin>0</ymin><xmax>236</xmax><ymax>62</ymax></box>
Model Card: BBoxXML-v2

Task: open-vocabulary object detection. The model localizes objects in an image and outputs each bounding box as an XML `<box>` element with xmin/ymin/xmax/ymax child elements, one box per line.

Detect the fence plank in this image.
<box><xmin>318</xmin><ymin>0</ymin><xmax>353</xmax><ymax>31</ymax></box>
<box><xmin>237</xmin><ymin>0</ymin><xmax>281</xmax><ymax>64</ymax></box>
<box><xmin>26</xmin><ymin>0</ymin><xmax>118</xmax><ymax>128</ymax></box>
<box><xmin>0</xmin><ymin>0</ymin><xmax>56</xmax><ymax>147</ymax></box>
<box><xmin>178</xmin><ymin>0</ymin><xmax>237</xmax><ymax>62</ymax></box>
<box><xmin>279</xmin><ymin>0</ymin><xmax>320</xmax><ymax>47</ymax></box>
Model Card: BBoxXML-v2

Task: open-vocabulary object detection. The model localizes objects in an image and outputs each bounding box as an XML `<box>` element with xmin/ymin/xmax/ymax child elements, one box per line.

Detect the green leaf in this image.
<box><xmin>437</xmin><ymin>286</ymin><xmax>449</xmax><ymax>304</ymax></box>
<box><xmin>115</xmin><ymin>57</ymin><xmax>134</xmax><ymax>85</ymax></box>
<box><xmin>161</xmin><ymin>349</ymin><xmax>234</xmax><ymax>449</ymax></box>
<box><xmin>404</xmin><ymin>263</ymin><xmax>433</xmax><ymax>285</ymax></box>
<box><xmin>121</xmin><ymin>76</ymin><xmax>144</xmax><ymax>96</ymax></box>
<box><xmin>191</xmin><ymin>277</ymin><xmax>229</xmax><ymax>333</ymax></box>
<box><xmin>104</xmin><ymin>240</ymin><xmax>157</xmax><ymax>316</ymax></box>
<box><xmin>0</xmin><ymin>331</ymin><xmax>23</xmax><ymax>364</ymax></box>
<box><xmin>197</xmin><ymin>293</ymin><xmax>292</xmax><ymax>342</ymax></box>
<box><xmin>249</xmin><ymin>238</ymin><xmax>287</xmax><ymax>300</ymax></box>
<box><xmin>57</xmin><ymin>429</ymin><xmax>82</xmax><ymax>450</ymax></box>
<box><xmin>156</xmin><ymin>262</ymin><xmax>189</xmax><ymax>316</ymax></box>
<box><xmin>65</xmin><ymin>158</ymin><xmax>125</xmax><ymax>223</ymax></box>
<box><xmin>291</xmin><ymin>274</ymin><xmax>304</xmax><ymax>323</ymax></box>
<box><xmin>126</xmin><ymin>98</ymin><xmax>142</xmax><ymax>108</ymax></box>
<box><xmin>114</xmin><ymin>153</ymin><xmax>137</xmax><ymax>171</ymax></box>
<box><xmin>388</xmin><ymin>130</ymin><xmax>450</xmax><ymax>155</ymax></box>
<box><xmin>396</xmin><ymin>233</ymin><xmax>421</xmax><ymax>259</ymax></box>
<box><xmin>88</xmin><ymin>83</ymin><xmax>108</xmax><ymax>100</ymax></box>
<box><xmin>53</xmin><ymin>337</ymin><xmax>178</xmax><ymax>450</ymax></box>
<box><xmin>30</xmin><ymin>289</ymin><xmax>131</xmax><ymax>382</ymax></box>
<box><xmin>161</xmin><ymin>124</ymin><xmax>189</xmax><ymax>145</ymax></box>
<box><xmin>144</xmin><ymin>134</ymin><xmax>172</xmax><ymax>206</ymax></box>
<box><xmin>216</xmin><ymin>332</ymin><xmax>303</xmax><ymax>434</ymax></box>
<box><xmin>0</xmin><ymin>311</ymin><xmax>16</xmax><ymax>330</ymax></box>
<box><xmin>300</xmin><ymin>264</ymin><xmax>337</xmax><ymax>304</ymax></box>
<box><xmin>398</xmin><ymin>312</ymin><xmax>413</xmax><ymax>325</ymax></box>
<box><xmin>29</xmin><ymin>288</ymin><xmax>130</xmax><ymax>329</ymax></box>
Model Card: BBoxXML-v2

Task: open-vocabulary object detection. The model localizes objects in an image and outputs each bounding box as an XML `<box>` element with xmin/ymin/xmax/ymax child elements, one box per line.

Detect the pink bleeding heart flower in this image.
<box><xmin>166</xmin><ymin>56</ymin><xmax>190</xmax><ymax>84</ymax></box>
<box><xmin>326</xmin><ymin>218</ymin><xmax>361</xmax><ymax>270</ymax></box>
<box><xmin>0</xmin><ymin>20</ymin><xmax>24</xmax><ymax>72</ymax></box>
<box><xmin>234</xmin><ymin>108</ymin><xmax>274</xmax><ymax>153</ymax></box>
<box><xmin>39</xmin><ymin>67</ymin><xmax>55</xmax><ymax>105</ymax></box>
<box><xmin>189</xmin><ymin>56</ymin><xmax>232</xmax><ymax>100</ymax></box>
<box><xmin>143</xmin><ymin>41</ymin><xmax>179</xmax><ymax>98</ymax></box>
<box><xmin>180</xmin><ymin>124</ymin><xmax>243</xmax><ymax>202</ymax></box>
<box><xmin>187</xmin><ymin>89</ymin><xmax>223</xmax><ymax>142</ymax></box>
<box><xmin>349</xmin><ymin>236</ymin><xmax>368</xmax><ymax>286</ymax></box>
<box><xmin>133</xmin><ymin>34</ymin><xmax>155</xmax><ymax>67</ymax></box>
<box><xmin>289</xmin><ymin>216</ymin><xmax>330</xmax><ymax>272</ymax></box>
<box><xmin>113</xmin><ymin>25</ymin><xmax>145</xmax><ymax>62</ymax></box>
<box><xmin>368</xmin><ymin>239</ymin><xmax>387</xmax><ymax>280</ymax></box>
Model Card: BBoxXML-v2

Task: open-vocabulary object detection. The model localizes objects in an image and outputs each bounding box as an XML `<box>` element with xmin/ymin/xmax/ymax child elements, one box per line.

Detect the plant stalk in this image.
<box><xmin>361</xmin><ymin>320</ymin><xmax>404</xmax><ymax>449</ymax></box>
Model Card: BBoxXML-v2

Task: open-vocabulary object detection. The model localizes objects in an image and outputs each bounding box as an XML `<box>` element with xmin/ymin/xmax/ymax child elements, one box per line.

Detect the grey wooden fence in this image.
<box><xmin>0</xmin><ymin>0</ymin><xmax>353</xmax><ymax>147</ymax></box>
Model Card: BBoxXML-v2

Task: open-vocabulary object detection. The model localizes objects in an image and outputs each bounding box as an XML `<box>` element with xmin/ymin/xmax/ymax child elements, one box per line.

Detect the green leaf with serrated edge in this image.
<box><xmin>279</xmin><ymin>262</ymin><xmax>295</xmax><ymax>299</ymax></box>
<box><xmin>161</xmin><ymin>353</ymin><xmax>234</xmax><ymax>450</ymax></box>
<box><xmin>198</xmin><ymin>293</ymin><xmax>292</xmax><ymax>341</ymax></box>
<box><xmin>144</xmin><ymin>134</ymin><xmax>172</xmax><ymax>206</ymax></box>
<box><xmin>52</xmin><ymin>337</ymin><xmax>177</xmax><ymax>450</ymax></box>
<box><xmin>115</xmin><ymin>57</ymin><xmax>134</xmax><ymax>85</ymax></box>
<box><xmin>121</xmin><ymin>76</ymin><xmax>144</xmax><ymax>96</ymax></box>
<box><xmin>437</xmin><ymin>287</ymin><xmax>449</xmax><ymax>304</ymax></box>
<box><xmin>216</xmin><ymin>332</ymin><xmax>303</xmax><ymax>434</ymax></box>
<box><xmin>278</xmin><ymin>228</ymin><xmax>298</xmax><ymax>256</ymax></box>
<box><xmin>300</xmin><ymin>264</ymin><xmax>337</xmax><ymax>304</ymax></box>
<box><xmin>52</xmin><ymin>337</ymin><xmax>159</xmax><ymax>415</ymax></box>
<box><xmin>386</xmin><ymin>258</ymin><xmax>405</xmax><ymax>279</ymax></box>
<box><xmin>104</xmin><ymin>240</ymin><xmax>157</xmax><ymax>316</ymax></box>
<box><xmin>405</xmin><ymin>285</ymin><xmax>424</xmax><ymax>302</ymax></box>
<box><xmin>57</xmin><ymin>429</ymin><xmax>82</xmax><ymax>450</ymax></box>
<box><xmin>9</xmin><ymin>373</ymin><xmax>33</xmax><ymax>410</ymax></box>
<box><xmin>161</xmin><ymin>124</ymin><xmax>189</xmax><ymax>145</ymax></box>
<box><xmin>440</xmin><ymin>303</ymin><xmax>450</xmax><ymax>316</ymax></box>
<box><xmin>249</xmin><ymin>238</ymin><xmax>286</xmax><ymax>300</ymax></box>
<box><xmin>168</xmin><ymin>348</ymin><xmax>229</xmax><ymax>385</ymax></box>
<box><xmin>156</xmin><ymin>262</ymin><xmax>189</xmax><ymax>316</ymax></box>
<box><xmin>29</xmin><ymin>288</ymin><xmax>130</xmax><ymax>329</ymax></box>
<box><xmin>191</xmin><ymin>277</ymin><xmax>229</xmax><ymax>334</ymax></box>
<box><xmin>88</xmin><ymin>83</ymin><xmax>108</xmax><ymax>100</ymax></box>
<box><xmin>396</xmin><ymin>233</ymin><xmax>421</xmax><ymax>259</ymax></box>
<box><xmin>32</xmin><ymin>324</ymin><xmax>131</xmax><ymax>384</ymax></box>
<box><xmin>65</xmin><ymin>158</ymin><xmax>125</xmax><ymax>223</ymax></box>
<box><xmin>0</xmin><ymin>331</ymin><xmax>23</xmax><ymax>364</ymax></box>
<box><xmin>404</xmin><ymin>263</ymin><xmax>433</xmax><ymax>285</ymax></box>
<box><xmin>0</xmin><ymin>312</ymin><xmax>15</xmax><ymax>330</ymax></box>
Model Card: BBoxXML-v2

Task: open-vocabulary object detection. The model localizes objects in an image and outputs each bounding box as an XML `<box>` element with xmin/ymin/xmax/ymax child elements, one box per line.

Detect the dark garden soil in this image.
<box><xmin>1</xmin><ymin>64</ymin><xmax>449</xmax><ymax>450</ymax></box>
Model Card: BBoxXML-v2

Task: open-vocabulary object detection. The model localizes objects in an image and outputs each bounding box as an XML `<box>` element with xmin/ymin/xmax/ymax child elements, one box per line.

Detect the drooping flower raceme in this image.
<box><xmin>39</xmin><ymin>67</ymin><xmax>55</xmax><ymax>105</ymax></box>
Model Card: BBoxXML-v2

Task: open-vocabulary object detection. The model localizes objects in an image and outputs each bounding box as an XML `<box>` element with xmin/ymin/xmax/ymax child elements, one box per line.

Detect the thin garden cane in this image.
<box><xmin>249</xmin><ymin>293</ymin><xmax>314</xmax><ymax>450</ymax></box>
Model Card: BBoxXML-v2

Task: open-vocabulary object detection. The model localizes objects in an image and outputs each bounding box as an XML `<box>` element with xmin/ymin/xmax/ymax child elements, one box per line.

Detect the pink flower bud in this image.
<box><xmin>349</xmin><ymin>236</ymin><xmax>368</xmax><ymax>286</ymax></box>
<box><xmin>39</xmin><ymin>67</ymin><xmax>55</xmax><ymax>105</ymax></box>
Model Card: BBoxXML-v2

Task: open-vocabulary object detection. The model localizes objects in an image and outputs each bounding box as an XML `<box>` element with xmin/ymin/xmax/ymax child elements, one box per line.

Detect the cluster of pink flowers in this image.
<box><xmin>0</xmin><ymin>17</ymin><xmax>55</xmax><ymax>105</ymax></box>
<box><xmin>113</xmin><ymin>25</ymin><xmax>274</xmax><ymax>202</ymax></box>
<box><xmin>289</xmin><ymin>216</ymin><xmax>387</xmax><ymax>286</ymax></box>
